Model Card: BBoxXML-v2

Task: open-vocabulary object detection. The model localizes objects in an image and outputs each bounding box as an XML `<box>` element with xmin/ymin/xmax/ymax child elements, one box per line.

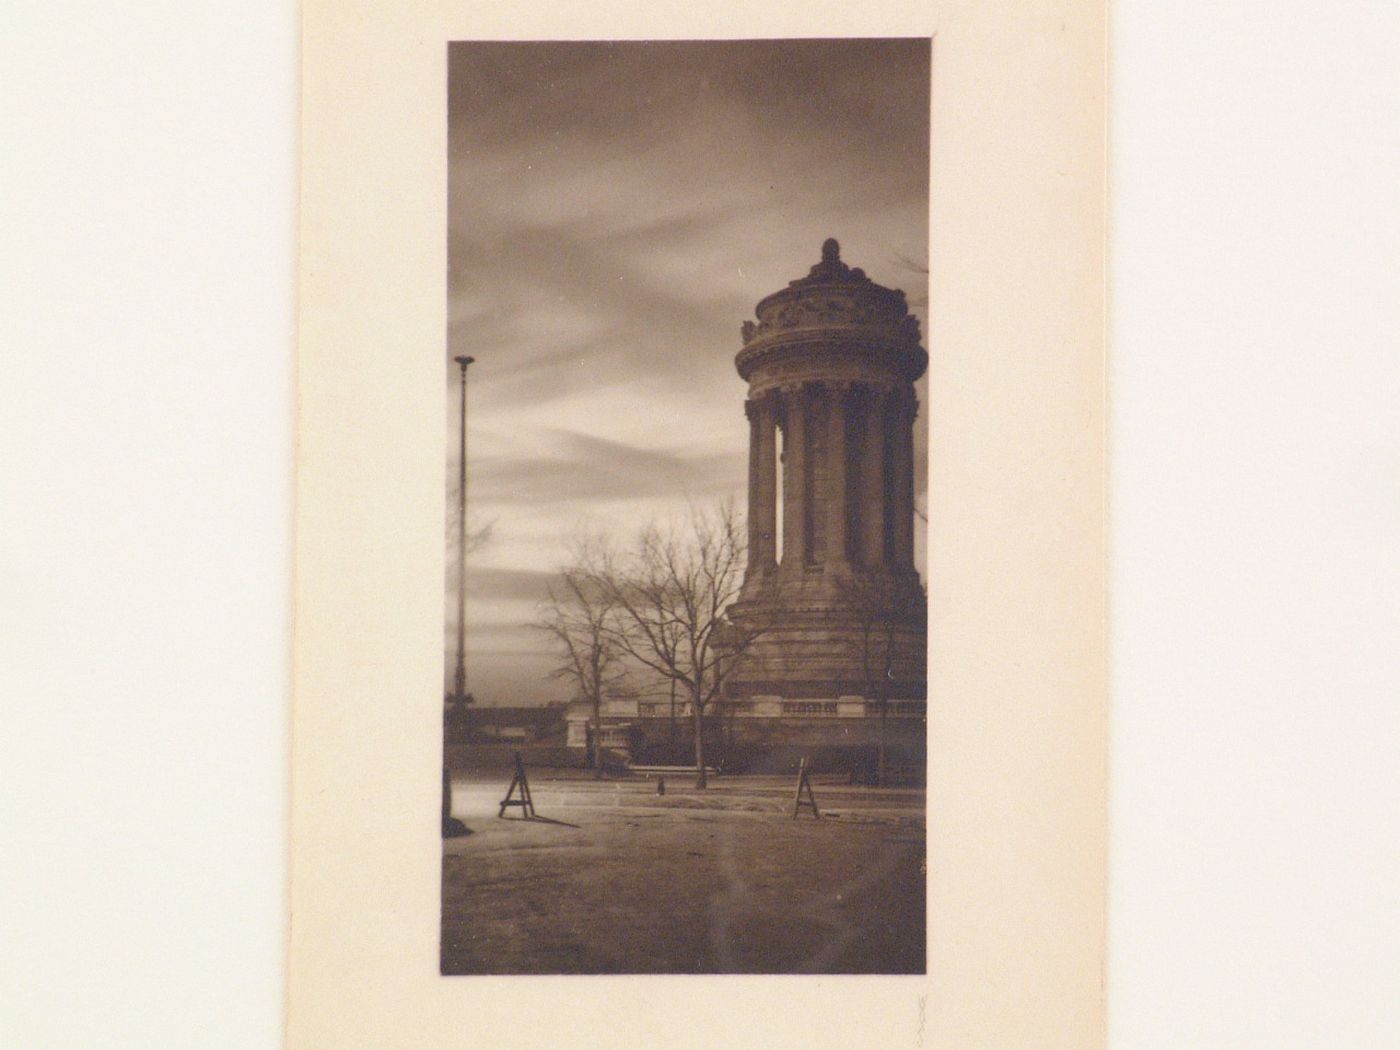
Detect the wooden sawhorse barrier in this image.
<box><xmin>792</xmin><ymin>756</ymin><xmax>821</xmax><ymax>820</ymax></box>
<box><xmin>498</xmin><ymin>751</ymin><xmax>537</xmax><ymax>819</ymax></box>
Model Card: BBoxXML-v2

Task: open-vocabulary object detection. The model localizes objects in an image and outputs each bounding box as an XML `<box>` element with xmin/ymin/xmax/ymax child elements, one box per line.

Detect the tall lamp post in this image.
<box><xmin>442</xmin><ymin>358</ymin><xmax>476</xmax><ymax>845</ymax></box>
<box><xmin>449</xmin><ymin>354</ymin><xmax>476</xmax><ymax>732</ymax></box>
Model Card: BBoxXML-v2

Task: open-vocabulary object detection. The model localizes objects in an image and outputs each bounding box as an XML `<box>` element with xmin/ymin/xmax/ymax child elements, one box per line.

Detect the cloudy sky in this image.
<box><xmin>446</xmin><ymin>39</ymin><xmax>930</xmax><ymax>705</ymax></box>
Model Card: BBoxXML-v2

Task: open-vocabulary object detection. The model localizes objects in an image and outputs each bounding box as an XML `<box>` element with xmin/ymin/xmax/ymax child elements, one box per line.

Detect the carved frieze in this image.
<box><xmin>739</xmin><ymin>290</ymin><xmax>914</xmax><ymax>348</ymax></box>
<box><xmin>742</xmin><ymin>345</ymin><xmax>913</xmax><ymax>397</ymax></box>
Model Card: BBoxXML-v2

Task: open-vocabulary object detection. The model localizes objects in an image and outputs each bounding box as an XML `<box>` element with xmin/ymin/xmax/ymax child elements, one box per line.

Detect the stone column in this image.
<box><xmin>746</xmin><ymin>392</ymin><xmax>778</xmax><ymax>576</ymax></box>
<box><xmin>780</xmin><ymin>384</ymin><xmax>808</xmax><ymax>570</ymax></box>
<box><xmin>891</xmin><ymin>387</ymin><xmax>917</xmax><ymax>569</ymax></box>
<box><xmin>860</xmin><ymin>384</ymin><xmax>888</xmax><ymax>569</ymax></box>
<box><xmin>745</xmin><ymin>397</ymin><xmax>762</xmax><ymax>580</ymax></box>
<box><xmin>825</xmin><ymin>382</ymin><xmax>851</xmax><ymax>567</ymax></box>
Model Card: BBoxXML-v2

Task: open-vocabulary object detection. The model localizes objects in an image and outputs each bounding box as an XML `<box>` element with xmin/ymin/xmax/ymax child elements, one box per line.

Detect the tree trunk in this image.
<box><xmin>877</xmin><ymin>696</ymin><xmax>888</xmax><ymax>788</ymax></box>
<box><xmin>592</xmin><ymin>696</ymin><xmax>603</xmax><ymax>778</ymax></box>
<box><xmin>691</xmin><ymin>694</ymin><xmax>707</xmax><ymax>789</ymax></box>
<box><xmin>668</xmin><ymin>679</ymin><xmax>677</xmax><ymax>756</ymax></box>
<box><xmin>877</xmin><ymin>641</ymin><xmax>893</xmax><ymax>787</ymax></box>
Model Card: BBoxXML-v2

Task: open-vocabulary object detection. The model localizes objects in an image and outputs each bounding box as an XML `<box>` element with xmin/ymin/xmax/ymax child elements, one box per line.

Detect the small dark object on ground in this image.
<box><xmin>442</xmin><ymin>765</ymin><xmax>470</xmax><ymax>837</ymax></box>
<box><xmin>442</xmin><ymin>816</ymin><xmax>471</xmax><ymax>838</ymax></box>
<box><xmin>657</xmin><ymin>778</ymin><xmax>666</xmax><ymax>796</ymax></box>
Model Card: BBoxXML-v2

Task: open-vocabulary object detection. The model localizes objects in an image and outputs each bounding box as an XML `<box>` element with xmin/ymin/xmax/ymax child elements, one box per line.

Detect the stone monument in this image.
<box><xmin>724</xmin><ymin>239</ymin><xmax>927</xmax><ymax>719</ymax></box>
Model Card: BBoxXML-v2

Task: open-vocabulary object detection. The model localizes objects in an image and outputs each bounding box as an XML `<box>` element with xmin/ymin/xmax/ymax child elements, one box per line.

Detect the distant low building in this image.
<box><xmin>447</xmin><ymin>702</ymin><xmax>567</xmax><ymax>746</ymax></box>
<box><xmin>564</xmin><ymin>685</ymin><xmax>926</xmax><ymax>780</ymax></box>
<box><xmin>563</xmin><ymin>692</ymin><xmax>646</xmax><ymax>769</ymax></box>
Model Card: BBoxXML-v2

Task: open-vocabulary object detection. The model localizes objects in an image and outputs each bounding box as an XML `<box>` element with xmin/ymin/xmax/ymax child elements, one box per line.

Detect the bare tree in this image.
<box><xmin>837</xmin><ymin>572</ymin><xmax>926</xmax><ymax>786</ymax></box>
<box><xmin>534</xmin><ymin>561</ymin><xmax>622</xmax><ymax>778</ymax></box>
<box><xmin>583</xmin><ymin>502</ymin><xmax>758</xmax><ymax>789</ymax></box>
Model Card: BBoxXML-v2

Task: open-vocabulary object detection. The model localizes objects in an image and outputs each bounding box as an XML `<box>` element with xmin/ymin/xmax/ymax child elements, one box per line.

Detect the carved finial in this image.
<box><xmin>792</xmin><ymin>237</ymin><xmax>863</xmax><ymax>286</ymax></box>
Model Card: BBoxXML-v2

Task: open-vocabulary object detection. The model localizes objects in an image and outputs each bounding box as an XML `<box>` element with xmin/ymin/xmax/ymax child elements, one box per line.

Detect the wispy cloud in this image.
<box><xmin>462</xmin><ymin>566</ymin><xmax>557</xmax><ymax>603</ymax></box>
<box><xmin>446</xmin><ymin>39</ymin><xmax>930</xmax><ymax>701</ymax></box>
<box><xmin>471</xmin><ymin>429</ymin><xmax>742</xmax><ymax>506</ymax></box>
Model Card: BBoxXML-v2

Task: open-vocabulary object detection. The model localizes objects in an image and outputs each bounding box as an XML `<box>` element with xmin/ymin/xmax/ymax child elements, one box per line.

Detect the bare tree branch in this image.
<box><xmin>568</xmin><ymin>500</ymin><xmax>763</xmax><ymax>788</ymax></box>
<box><xmin>531</xmin><ymin>536</ymin><xmax>624</xmax><ymax>777</ymax></box>
<box><xmin>834</xmin><ymin>572</ymin><xmax>926</xmax><ymax>786</ymax></box>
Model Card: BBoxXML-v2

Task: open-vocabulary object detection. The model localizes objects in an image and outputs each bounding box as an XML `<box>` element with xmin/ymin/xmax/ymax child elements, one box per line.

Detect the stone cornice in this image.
<box><xmin>736</xmin><ymin>334</ymin><xmax>927</xmax><ymax>386</ymax></box>
<box><xmin>723</xmin><ymin>679</ymin><xmax>928</xmax><ymax>701</ymax></box>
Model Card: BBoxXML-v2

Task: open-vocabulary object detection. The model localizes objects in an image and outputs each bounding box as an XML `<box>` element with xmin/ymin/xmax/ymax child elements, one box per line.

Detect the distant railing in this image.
<box><xmin>782</xmin><ymin>701</ymin><xmax>839</xmax><ymax>716</ymax></box>
<box><xmin>865</xmin><ymin>701</ymin><xmax>926</xmax><ymax>718</ymax></box>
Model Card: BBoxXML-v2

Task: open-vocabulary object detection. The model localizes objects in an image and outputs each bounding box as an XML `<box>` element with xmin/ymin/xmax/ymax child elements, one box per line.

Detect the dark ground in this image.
<box><xmin>441</xmin><ymin>773</ymin><xmax>926</xmax><ymax>975</ymax></box>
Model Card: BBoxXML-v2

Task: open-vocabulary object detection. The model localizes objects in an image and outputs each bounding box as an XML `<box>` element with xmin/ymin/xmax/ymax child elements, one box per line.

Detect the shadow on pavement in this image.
<box><xmin>523</xmin><ymin>815</ymin><xmax>580</xmax><ymax>829</ymax></box>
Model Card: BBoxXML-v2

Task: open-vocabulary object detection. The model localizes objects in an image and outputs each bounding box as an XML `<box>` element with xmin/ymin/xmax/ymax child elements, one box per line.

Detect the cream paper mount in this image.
<box><xmin>293</xmin><ymin>2</ymin><xmax>1105</xmax><ymax>1047</ymax></box>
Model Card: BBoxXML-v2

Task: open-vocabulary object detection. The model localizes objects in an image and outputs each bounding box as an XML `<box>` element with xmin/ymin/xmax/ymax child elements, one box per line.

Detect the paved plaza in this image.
<box><xmin>441</xmin><ymin>771</ymin><xmax>926</xmax><ymax>975</ymax></box>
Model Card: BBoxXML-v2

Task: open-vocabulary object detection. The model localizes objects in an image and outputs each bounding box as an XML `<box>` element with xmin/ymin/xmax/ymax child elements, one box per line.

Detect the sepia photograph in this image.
<box><xmin>440</xmin><ymin>39</ymin><xmax>930</xmax><ymax>975</ymax></box>
<box><xmin>292</xmin><ymin>3</ymin><xmax>1109</xmax><ymax>1041</ymax></box>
